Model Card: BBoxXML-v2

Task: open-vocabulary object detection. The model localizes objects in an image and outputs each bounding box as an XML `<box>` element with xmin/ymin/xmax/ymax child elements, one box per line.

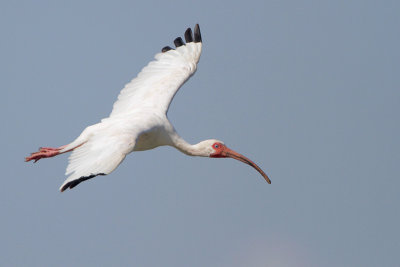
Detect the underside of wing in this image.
<box><xmin>109</xmin><ymin>24</ymin><xmax>203</xmax><ymax>117</ymax></box>
<box><xmin>59</xmin><ymin>130</ymin><xmax>135</xmax><ymax>192</ymax></box>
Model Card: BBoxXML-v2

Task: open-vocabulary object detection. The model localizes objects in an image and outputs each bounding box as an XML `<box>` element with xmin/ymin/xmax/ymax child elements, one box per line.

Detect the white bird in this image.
<box><xmin>25</xmin><ymin>24</ymin><xmax>271</xmax><ymax>192</ymax></box>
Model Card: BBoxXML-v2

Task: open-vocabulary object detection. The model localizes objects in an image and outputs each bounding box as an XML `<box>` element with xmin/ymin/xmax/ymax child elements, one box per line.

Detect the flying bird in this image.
<box><xmin>25</xmin><ymin>24</ymin><xmax>271</xmax><ymax>192</ymax></box>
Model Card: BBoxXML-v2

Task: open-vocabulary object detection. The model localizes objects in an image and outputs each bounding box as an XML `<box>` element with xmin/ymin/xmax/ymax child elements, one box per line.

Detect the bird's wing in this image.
<box><xmin>59</xmin><ymin>128</ymin><xmax>136</xmax><ymax>192</ymax></box>
<box><xmin>109</xmin><ymin>24</ymin><xmax>202</xmax><ymax>117</ymax></box>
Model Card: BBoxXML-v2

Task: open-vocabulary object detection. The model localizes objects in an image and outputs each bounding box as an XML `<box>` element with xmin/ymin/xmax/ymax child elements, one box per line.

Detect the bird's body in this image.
<box><xmin>26</xmin><ymin>25</ymin><xmax>271</xmax><ymax>191</ymax></box>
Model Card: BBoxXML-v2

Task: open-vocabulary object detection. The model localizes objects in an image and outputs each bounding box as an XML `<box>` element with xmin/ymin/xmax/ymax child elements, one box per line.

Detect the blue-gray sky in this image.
<box><xmin>2</xmin><ymin>1</ymin><xmax>399</xmax><ymax>266</ymax></box>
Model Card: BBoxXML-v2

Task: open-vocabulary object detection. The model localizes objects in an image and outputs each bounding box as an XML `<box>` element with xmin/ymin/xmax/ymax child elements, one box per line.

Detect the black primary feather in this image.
<box><xmin>161</xmin><ymin>46</ymin><xmax>173</xmax><ymax>53</ymax></box>
<box><xmin>174</xmin><ymin>37</ymin><xmax>184</xmax><ymax>47</ymax></box>
<box><xmin>60</xmin><ymin>173</ymin><xmax>106</xmax><ymax>192</ymax></box>
<box><xmin>184</xmin><ymin>28</ymin><xmax>193</xmax><ymax>43</ymax></box>
<box><xmin>194</xmin><ymin>24</ymin><xmax>202</xmax><ymax>43</ymax></box>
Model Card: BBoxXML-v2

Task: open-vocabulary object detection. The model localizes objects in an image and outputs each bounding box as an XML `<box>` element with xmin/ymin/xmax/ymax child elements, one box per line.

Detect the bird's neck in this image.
<box><xmin>171</xmin><ymin>135</ymin><xmax>207</xmax><ymax>157</ymax></box>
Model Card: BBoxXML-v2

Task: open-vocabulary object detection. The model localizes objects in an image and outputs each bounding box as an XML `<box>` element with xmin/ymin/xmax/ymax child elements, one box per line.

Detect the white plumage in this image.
<box><xmin>26</xmin><ymin>24</ymin><xmax>271</xmax><ymax>192</ymax></box>
<box><xmin>110</xmin><ymin>42</ymin><xmax>201</xmax><ymax>117</ymax></box>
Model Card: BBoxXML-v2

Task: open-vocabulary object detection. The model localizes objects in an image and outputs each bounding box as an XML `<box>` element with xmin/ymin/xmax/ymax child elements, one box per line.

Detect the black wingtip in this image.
<box><xmin>194</xmin><ymin>24</ymin><xmax>202</xmax><ymax>43</ymax></box>
<box><xmin>184</xmin><ymin>28</ymin><xmax>193</xmax><ymax>43</ymax></box>
<box><xmin>162</xmin><ymin>46</ymin><xmax>173</xmax><ymax>53</ymax></box>
<box><xmin>174</xmin><ymin>37</ymin><xmax>184</xmax><ymax>47</ymax></box>
<box><xmin>60</xmin><ymin>173</ymin><xmax>106</xmax><ymax>192</ymax></box>
<box><xmin>161</xmin><ymin>24</ymin><xmax>201</xmax><ymax>53</ymax></box>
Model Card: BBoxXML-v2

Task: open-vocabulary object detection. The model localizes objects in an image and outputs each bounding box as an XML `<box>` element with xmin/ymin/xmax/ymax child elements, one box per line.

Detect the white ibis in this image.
<box><xmin>25</xmin><ymin>24</ymin><xmax>271</xmax><ymax>192</ymax></box>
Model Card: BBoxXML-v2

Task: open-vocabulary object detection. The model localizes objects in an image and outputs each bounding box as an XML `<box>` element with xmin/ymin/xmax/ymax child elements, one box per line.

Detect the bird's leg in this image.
<box><xmin>25</xmin><ymin>145</ymin><xmax>67</xmax><ymax>163</ymax></box>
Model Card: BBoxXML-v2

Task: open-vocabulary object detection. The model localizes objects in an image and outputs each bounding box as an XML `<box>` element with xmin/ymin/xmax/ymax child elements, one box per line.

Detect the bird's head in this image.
<box><xmin>197</xmin><ymin>139</ymin><xmax>271</xmax><ymax>184</ymax></box>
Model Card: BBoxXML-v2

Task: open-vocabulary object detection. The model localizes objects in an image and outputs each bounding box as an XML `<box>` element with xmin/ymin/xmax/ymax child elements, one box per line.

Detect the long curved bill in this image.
<box><xmin>222</xmin><ymin>147</ymin><xmax>271</xmax><ymax>184</ymax></box>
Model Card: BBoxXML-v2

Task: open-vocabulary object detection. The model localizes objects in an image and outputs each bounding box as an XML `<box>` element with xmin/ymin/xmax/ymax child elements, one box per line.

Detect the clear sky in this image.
<box><xmin>2</xmin><ymin>0</ymin><xmax>399</xmax><ymax>266</ymax></box>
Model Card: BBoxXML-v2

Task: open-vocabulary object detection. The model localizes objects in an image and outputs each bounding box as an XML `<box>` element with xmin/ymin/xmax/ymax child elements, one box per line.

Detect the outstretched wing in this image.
<box><xmin>59</xmin><ymin>129</ymin><xmax>136</xmax><ymax>192</ymax></box>
<box><xmin>109</xmin><ymin>24</ymin><xmax>202</xmax><ymax>117</ymax></box>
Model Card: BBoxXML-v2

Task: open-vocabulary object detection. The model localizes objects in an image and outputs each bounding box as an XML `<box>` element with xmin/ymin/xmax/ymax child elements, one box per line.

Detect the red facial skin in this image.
<box><xmin>210</xmin><ymin>142</ymin><xmax>271</xmax><ymax>184</ymax></box>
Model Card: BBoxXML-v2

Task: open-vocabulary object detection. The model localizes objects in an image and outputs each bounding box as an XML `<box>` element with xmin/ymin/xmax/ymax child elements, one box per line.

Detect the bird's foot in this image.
<box><xmin>25</xmin><ymin>146</ymin><xmax>63</xmax><ymax>163</ymax></box>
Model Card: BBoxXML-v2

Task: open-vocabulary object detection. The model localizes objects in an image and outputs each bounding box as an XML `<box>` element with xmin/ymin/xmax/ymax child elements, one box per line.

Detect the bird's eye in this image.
<box><xmin>214</xmin><ymin>144</ymin><xmax>219</xmax><ymax>149</ymax></box>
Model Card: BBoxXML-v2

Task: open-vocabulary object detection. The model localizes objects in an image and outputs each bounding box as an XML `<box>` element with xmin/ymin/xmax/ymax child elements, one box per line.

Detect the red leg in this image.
<box><xmin>25</xmin><ymin>145</ymin><xmax>67</xmax><ymax>163</ymax></box>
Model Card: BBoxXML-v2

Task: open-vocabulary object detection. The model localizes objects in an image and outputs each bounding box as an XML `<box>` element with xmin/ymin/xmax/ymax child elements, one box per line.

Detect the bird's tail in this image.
<box><xmin>25</xmin><ymin>123</ymin><xmax>102</xmax><ymax>163</ymax></box>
